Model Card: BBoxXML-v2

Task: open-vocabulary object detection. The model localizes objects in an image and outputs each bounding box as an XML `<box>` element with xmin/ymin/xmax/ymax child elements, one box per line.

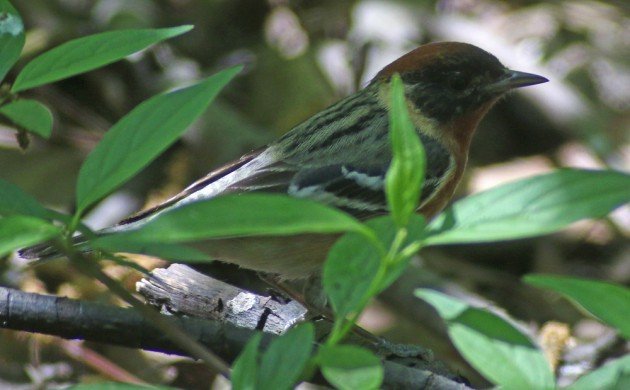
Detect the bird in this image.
<box><xmin>22</xmin><ymin>42</ymin><xmax>548</xmax><ymax>279</ymax></box>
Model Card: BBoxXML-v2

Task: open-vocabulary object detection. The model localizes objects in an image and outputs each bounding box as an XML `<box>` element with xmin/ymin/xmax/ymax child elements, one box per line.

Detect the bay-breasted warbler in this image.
<box><xmin>23</xmin><ymin>42</ymin><xmax>548</xmax><ymax>279</ymax></box>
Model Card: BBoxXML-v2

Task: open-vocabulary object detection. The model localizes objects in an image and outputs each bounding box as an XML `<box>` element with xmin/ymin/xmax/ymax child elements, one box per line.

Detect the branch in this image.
<box><xmin>0</xmin><ymin>286</ymin><xmax>254</xmax><ymax>362</ymax></box>
<box><xmin>137</xmin><ymin>264</ymin><xmax>470</xmax><ymax>388</ymax></box>
<box><xmin>137</xmin><ymin>264</ymin><xmax>308</xmax><ymax>335</ymax></box>
<box><xmin>0</xmin><ymin>280</ymin><xmax>471</xmax><ymax>388</ymax></box>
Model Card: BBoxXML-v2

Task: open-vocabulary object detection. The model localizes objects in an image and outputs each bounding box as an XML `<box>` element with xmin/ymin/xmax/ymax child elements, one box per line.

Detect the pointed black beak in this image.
<box><xmin>487</xmin><ymin>70</ymin><xmax>549</xmax><ymax>94</ymax></box>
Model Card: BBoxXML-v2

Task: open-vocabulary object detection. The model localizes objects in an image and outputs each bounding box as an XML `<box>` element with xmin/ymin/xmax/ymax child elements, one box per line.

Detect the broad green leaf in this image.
<box><xmin>0</xmin><ymin>0</ymin><xmax>24</xmax><ymax>82</ymax></box>
<box><xmin>75</xmin><ymin>66</ymin><xmax>242</xmax><ymax>214</ymax></box>
<box><xmin>323</xmin><ymin>226</ymin><xmax>380</xmax><ymax>319</ymax></box>
<box><xmin>0</xmin><ymin>99</ymin><xmax>53</xmax><ymax>138</ymax></box>
<box><xmin>93</xmin><ymin>239</ymin><xmax>211</xmax><ymax>262</ymax></box>
<box><xmin>378</xmin><ymin>215</ymin><xmax>425</xmax><ymax>291</ymax></box>
<box><xmin>258</xmin><ymin>323</ymin><xmax>314</xmax><ymax>390</ymax></box>
<box><xmin>93</xmin><ymin>194</ymin><xmax>363</xmax><ymax>247</ymax></box>
<box><xmin>524</xmin><ymin>275</ymin><xmax>630</xmax><ymax>339</ymax></box>
<box><xmin>232</xmin><ymin>333</ymin><xmax>262</xmax><ymax>390</ymax></box>
<box><xmin>11</xmin><ymin>25</ymin><xmax>192</xmax><ymax>92</ymax></box>
<box><xmin>425</xmin><ymin>169</ymin><xmax>630</xmax><ymax>245</ymax></box>
<box><xmin>385</xmin><ymin>74</ymin><xmax>426</xmax><ymax>227</ymax></box>
<box><xmin>0</xmin><ymin>178</ymin><xmax>51</xmax><ymax>219</ymax></box>
<box><xmin>416</xmin><ymin>289</ymin><xmax>555</xmax><ymax>389</ymax></box>
<box><xmin>317</xmin><ymin>345</ymin><xmax>383</xmax><ymax>390</ymax></box>
<box><xmin>568</xmin><ymin>355</ymin><xmax>630</xmax><ymax>390</ymax></box>
<box><xmin>323</xmin><ymin>215</ymin><xmax>423</xmax><ymax>318</ymax></box>
<box><xmin>0</xmin><ymin>215</ymin><xmax>61</xmax><ymax>257</ymax></box>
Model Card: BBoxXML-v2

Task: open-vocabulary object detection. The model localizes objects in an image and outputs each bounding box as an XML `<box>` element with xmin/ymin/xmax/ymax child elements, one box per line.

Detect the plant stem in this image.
<box><xmin>62</xmin><ymin>242</ymin><xmax>231</xmax><ymax>377</ymax></box>
<box><xmin>326</xmin><ymin>253</ymin><xmax>390</xmax><ymax>346</ymax></box>
<box><xmin>326</xmin><ymin>225</ymin><xmax>420</xmax><ymax>346</ymax></box>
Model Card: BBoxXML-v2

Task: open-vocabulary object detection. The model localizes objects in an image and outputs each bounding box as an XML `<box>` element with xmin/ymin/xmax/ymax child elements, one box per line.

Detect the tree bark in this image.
<box><xmin>0</xmin><ymin>264</ymin><xmax>472</xmax><ymax>389</ymax></box>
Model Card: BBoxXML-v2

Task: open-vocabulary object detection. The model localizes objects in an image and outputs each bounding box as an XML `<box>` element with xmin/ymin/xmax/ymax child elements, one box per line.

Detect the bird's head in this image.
<box><xmin>372</xmin><ymin>42</ymin><xmax>548</xmax><ymax>124</ymax></box>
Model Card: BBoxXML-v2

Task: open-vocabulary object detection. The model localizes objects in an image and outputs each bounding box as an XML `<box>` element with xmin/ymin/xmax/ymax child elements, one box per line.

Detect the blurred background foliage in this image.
<box><xmin>0</xmin><ymin>0</ymin><xmax>628</xmax><ymax>388</ymax></box>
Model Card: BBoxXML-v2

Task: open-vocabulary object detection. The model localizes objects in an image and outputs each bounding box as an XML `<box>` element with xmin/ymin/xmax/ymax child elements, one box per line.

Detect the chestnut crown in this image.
<box><xmin>372</xmin><ymin>42</ymin><xmax>548</xmax><ymax>122</ymax></box>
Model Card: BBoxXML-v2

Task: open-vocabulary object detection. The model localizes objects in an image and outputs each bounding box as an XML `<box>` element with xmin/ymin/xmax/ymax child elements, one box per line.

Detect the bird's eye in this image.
<box><xmin>447</xmin><ymin>71</ymin><xmax>469</xmax><ymax>91</ymax></box>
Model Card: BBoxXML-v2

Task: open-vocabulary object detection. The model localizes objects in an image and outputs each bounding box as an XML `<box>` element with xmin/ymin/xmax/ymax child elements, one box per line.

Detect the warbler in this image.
<box><xmin>23</xmin><ymin>42</ymin><xmax>547</xmax><ymax>279</ymax></box>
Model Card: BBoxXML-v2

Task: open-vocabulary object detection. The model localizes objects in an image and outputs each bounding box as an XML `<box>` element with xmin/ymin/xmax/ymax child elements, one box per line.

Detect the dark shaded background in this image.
<box><xmin>1</xmin><ymin>0</ymin><xmax>628</xmax><ymax>388</ymax></box>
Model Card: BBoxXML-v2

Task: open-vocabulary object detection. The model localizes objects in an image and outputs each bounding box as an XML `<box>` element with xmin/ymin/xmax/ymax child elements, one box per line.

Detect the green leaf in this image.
<box><xmin>93</xmin><ymin>194</ymin><xmax>364</xmax><ymax>247</ymax></box>
<box><xmin>425</xmin><ymin>169</ymin><xmax>630</xmax><ymax>245</ymax></box>
<box><xmin>258</xmin><ymin>323</ymin><xmax>314</xmax><ymax>390</ymax></box>
<box><xmin>379</xmin><ymin>215</ymin><xmax>425</xmax><ymax>291</ymax></box>
<box><xmin>317</xmin><ymin>345</ymin><xmax>383</xmax><ymax>390</ymax></box>
<box><xmin>568</xmin><ymin>355</ymin><xmax>630</xmax><ymax>390</ymax></box>
<box><xmin>232</xmin><ymin>333</ymin><xmax>262</xmax><ymax>390</ymax></box>
<box><xmin>323</xmin><ymin>226</ymin><xmax>380</xmax><ymax>319</ymax></box>
<box><xmin>385</xmin><ymin>74</ymin><xmax>426</xmax><ymax>227</ymax></box>
<box><xmin>524</xmin><ymin>275</ymin><xmax>630</xmax><ymax>339</ymax></box>
<box><xmin>0</xmin><ymin>99</ymin><xmax>53</xmax><ymax>138</ymax></box>
<box><xmin>416</xmin><ymin>289</ymin><xmax>555</xmax><ymax>389</ymax></box>
<box><xmin>0</xmin><ymin>215</ymin><xmax>61</xmax><ymax>257</ymax></box>
<box><xmin>93</xmin><ymin>239</ymin><xmax>211</xmax><ymax>262</ymax></box>
<box><xmin>0</xmin><ymin>0</ymin><xmax>24</xmax><ymax>82</ymax></box>
<box><xmin>0</xmin><ymin>178</ymin><xmax>51</xmax><ymax>219</ymax></box>
<box><xmin>323</xmin><ymin>215</ymin><xmax>424</xmax><ymax>318</ymax></box>
<box><xmin>11</xmin><ymin>25</ymin><xmax>192</xmax><ymax>92</ymax></box>
<box><xmin>75</xmin><ymin>66</ymin><xmax>242</xmax><ymax>214</ymax></box>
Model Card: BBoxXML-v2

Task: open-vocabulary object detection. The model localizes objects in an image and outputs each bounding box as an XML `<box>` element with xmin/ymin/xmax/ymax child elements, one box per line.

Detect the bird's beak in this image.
<box><xmin>486</xmin><ymin>70</ymin><xmax>549</xmax><ymax>93</ymax></box>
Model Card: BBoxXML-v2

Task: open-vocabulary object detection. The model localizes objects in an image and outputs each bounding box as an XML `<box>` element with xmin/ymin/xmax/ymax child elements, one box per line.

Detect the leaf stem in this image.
<box><xmin>60</xmin><ymin>240</ymin><xmax>232</xmax><ymax>377</ymax></box>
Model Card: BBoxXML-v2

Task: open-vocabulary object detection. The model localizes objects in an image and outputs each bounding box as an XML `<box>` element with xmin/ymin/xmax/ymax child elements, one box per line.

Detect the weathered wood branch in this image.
<box><xmin>0</xmin><ymin>264</ymin><xmax>472</xmax><ymax>389</ymax></box>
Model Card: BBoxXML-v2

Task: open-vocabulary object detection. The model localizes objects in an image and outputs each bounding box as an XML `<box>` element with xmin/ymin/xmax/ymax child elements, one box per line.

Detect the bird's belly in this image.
<box><xmin>191</xmin><ymin>234</ymin><xmax>339</xmax><ymax>279</ymax></box>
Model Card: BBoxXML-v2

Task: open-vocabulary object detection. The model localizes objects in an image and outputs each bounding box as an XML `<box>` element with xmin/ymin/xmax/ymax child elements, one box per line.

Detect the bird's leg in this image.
<box><xmin>257</xmin><ymin>273</ymin><xmax>381</xmax><ymax>345</ymax></box>
<box><xmin>257</xmin><ymin>273</ymin><xmax>328</xmax><ymax>316</ymax></box>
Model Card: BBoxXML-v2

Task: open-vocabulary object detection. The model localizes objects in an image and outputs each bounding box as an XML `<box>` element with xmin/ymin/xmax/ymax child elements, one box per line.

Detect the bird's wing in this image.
<box><xmin>122</xmin><ymin>140</ymin><xmax>452</xmax><ymax>225</ymax></box>
<box><xmin>286</xmin><ymin>163</ymin><xmax>389</xmax><ymax>218</ymax></box>
<box><xmin>122</xmin><ymin>102</ymin><xmax>452</xmax><ymax>224</ymax></box>
<box><xmin>219</xmin><ymin>136</ymin><xmax>451</xmax><ymax>220</ymax></box>
<box><xmin>262</xmin><ymin>110</ymin><xmax>453</xmax><ymax>219</ymax></box>
<box><xmin>279</xmin><ymin>156</ymin><xmax>451</xmax><ymax>219</ymax></box>
<box><xmin>119</xmin><ymin>148</ymin><xmax>266</xmax><ymax>224</ymax></box>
